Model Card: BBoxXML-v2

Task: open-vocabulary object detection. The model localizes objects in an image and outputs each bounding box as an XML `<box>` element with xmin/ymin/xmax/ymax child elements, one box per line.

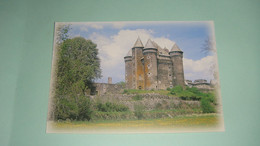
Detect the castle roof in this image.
<box><xmin>164</xmin><ymin>47</ymin><xmax>169</xmax><ymax>53</ymax></box>
<box><xmin>125</xmin><ymin>49</ymin><xmax>132</xmax><ymax>57</ymax></box>
<box><xmin>152</xmin><ymin>41</ymin><xmax>169</xmax><ymax>56</ymax></box>
<box><xmin>170</xmin><ymin>43</ymin><xmax>183</xmax><ymax>52</ymax></box>
<box><xmin>133</xmin><ymin>37</ymin><xmax>144</xmax><ymax>48</ymax></box>
<box><xmin>144</xmin><ymin>39</ymin><xmax>156</xmax><ymax>49</ymax></box>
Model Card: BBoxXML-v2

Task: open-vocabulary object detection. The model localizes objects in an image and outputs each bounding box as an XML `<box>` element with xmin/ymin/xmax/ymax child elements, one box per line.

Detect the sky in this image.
<box><xmin>56</xmin><ymin>21</ymin><xmax>218</xmax><ymax>83</ymax></box>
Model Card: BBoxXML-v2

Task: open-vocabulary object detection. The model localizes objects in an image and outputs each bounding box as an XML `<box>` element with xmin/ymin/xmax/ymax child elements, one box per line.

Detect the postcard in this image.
<box><xmin>47</xmin><ymin>21</ymin><xmax>224</xmax><ymax>133</ymax></box>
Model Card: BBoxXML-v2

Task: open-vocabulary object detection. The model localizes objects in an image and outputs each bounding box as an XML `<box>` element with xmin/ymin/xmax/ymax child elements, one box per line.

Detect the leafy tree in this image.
<box><xmin>53</xmin><ymin>37</ymin><xmax>102</xmax><ymax>121</ymax></box>
<box><xmin>56</xmin><ymin>24</ymin><xmax>71</xmax><ymax>45</ymax></box>
<box><xmin>116</xmin><ymin>81</ymin><xmax>126</xmax><ymax>88</ymax></box>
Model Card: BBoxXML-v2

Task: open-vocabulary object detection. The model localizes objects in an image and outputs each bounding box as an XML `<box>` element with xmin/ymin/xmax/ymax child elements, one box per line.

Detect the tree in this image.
<box><xmin>201</xmin><ymin>36</ymin><xmax>216</xmax><ymax>55</ymax></box>
<box><xmin>56</xmin><ymin>24</ymin><xmax>71</xmax><ymax>45</ymax></box>
<box><xmin>116</xmin><ymin>81</ymin><xmax>126</xmax><ymax>88</ymax></box>
<box><xmin>201</xmin><ymin>37</ymin><xmax>218</xmax><ymax>83</ymax></box>
<box><xmin>54</xmin><ymin>37</ymin><xmax>102</xmax><ymax>121</ymax></box>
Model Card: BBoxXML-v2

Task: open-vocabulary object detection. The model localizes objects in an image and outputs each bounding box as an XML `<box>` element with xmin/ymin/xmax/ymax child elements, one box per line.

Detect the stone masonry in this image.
<box><xmin>124</xmin><ymin>37</ymin><xmax>185</xmax><ymax>90</ymax></box>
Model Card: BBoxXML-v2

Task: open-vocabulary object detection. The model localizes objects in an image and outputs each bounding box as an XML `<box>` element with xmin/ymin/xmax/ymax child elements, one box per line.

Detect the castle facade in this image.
<box><xmin>124</xmin><ymin>37</ymin><xmax>185</xmax><ymax>90</ymax></box>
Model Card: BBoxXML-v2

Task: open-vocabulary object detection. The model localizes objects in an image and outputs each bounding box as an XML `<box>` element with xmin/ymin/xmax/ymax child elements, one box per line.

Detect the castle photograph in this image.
<box><xmin>124</xmin><ymin>37</ymin><xmax>185</xmax><ymax>90</ymax></box>
<box><xmin>47</xmin><ymin>21</ymin><xmax>224</xmax><ymax>133</ymax></box>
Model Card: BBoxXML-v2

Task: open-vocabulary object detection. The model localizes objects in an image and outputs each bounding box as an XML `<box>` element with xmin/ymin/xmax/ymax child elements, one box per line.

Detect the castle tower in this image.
<box><xmin>143</xmin><ymin>39</ymin><xmax>158</xmax><ymax>90</ymax></box>
<box><xmin>124</xmin><ymin>50</ymin><xmax>132</xmax><ymax>89</ymax></box>
<box><xmin>132</xmin><ymin>37</ymin><xmax>145</xmax><ymax>89</ymax></box>
<box><xmin>108</xmin><ymin>77</ymin><xmax>112</xmax><ymax>84</ymax></box>
<box><xmin>169</xmin><ymin>43</ymin><xmax>185</xmax><ymax>87</ymax></box>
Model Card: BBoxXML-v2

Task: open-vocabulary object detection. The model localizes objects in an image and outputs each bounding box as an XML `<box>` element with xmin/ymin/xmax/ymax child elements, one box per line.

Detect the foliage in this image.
<box><xmin>132</xmin><ymin>94</ymin><xmax>143</xmax><ymax>101</ymax></box>
<box><xmin>170</xmin><ymin>86</ymin><xmax>215</xmax><ymax>101</ymax></box>
<box><xmin>56</xmin><ymin>24</ymin><xmax>71</xmax><ymax>44</ymax></box>
<box><xmin>170</xmin><ymin>85</ymin><xmax>183</xmax><ymax>95</ymax></box>
<box><xmin>53</xmin><ymin>37</ymin><xmax>101</xmax><ymax>121</ymax></box>
<box><xmin>54</xmin><ymin>96</ymin><xmax>93</xmax><ymax>121</ymax></box>
<box><xmin>169</xmin><ymin>86</ymin><xmax>216</xmax><ymax>113</ymax></box>
<box><xmin>96</xmin><ymin>102</ymin><xmax>129</xmax><ymax>112</ymax></box>
<box><xmin>201</xmin><ymin>36</ymin><xmax>216</xmax><ymax>55</ymax></box>
<box><xmin>201</xmin><ymin>97</ymin><xmax>215</xmax><ymax>113</ymax></box>
<box><xmin>122</xmin><ymin>89</ymin><xmax>169</xmax><ymax>95</ymax></box>
<box><xmin>116</xmin><ymin>81</ymin><xmax>126</xmax><ymax>88</ymax></box>
<box><xmin>123</xmin><ymin>89</ymin><xmax>128</xmax><ymax>94</ymax></box>
<box><xmin>134</xmin><ymin>104</ymin><xmax>145</xmax><ymax>120</ymax></box>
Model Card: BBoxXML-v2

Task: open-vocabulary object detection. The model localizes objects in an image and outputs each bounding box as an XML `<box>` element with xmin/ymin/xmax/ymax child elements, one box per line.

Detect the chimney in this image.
<box><xmin>108</xmin><ymin>77</ymin><xmax>112</xmax><ymax>84</ymax></box>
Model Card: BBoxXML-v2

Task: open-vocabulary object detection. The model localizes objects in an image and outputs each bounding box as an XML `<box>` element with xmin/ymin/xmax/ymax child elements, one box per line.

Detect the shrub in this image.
<box><xmin>77</xmin><ymin>96</ymin><xmax>93</xmax><ymax>121</ymax></box>
<box><xmin>132</xmin><ymin>94</ymin><xmax>143</xmax><ymax>101</ymax></box>
<box><xmin>201</xmin><ymin>97</ymin><xmax>215</xmax><ymax>113</ymax></box>
<box><xmin>96</xmin><ymin>102</ymin><xmax>129</xmax><ymax>112</ymax></box>
<box><xmin>170</xmin><ymin>86</ymin><xmax>216</xmax><ymax>102</ymax></box>
<box><xmin>170</xmin><ymin>85</ymin><xmax>183</xmax><ymax>95</ymax></box>
<box><xmin>134</xmin><ymin>104</ymin><xmax>145</xmax><ymax>120</ymax></box>
<box><xmin>123</xmin><ymin>89</ymin><xmax>128</xmax><ymax>94</ymax></box>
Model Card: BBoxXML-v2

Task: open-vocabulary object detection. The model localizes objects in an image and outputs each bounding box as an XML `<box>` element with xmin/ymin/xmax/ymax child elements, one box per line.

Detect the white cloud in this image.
<box><xmin>89</xmin><ymin>24</ymin><xmax>103</xmax><ymax>29</ymax></box>
<box><xmin>90</xmin><ymin>28</ymin><xmax>215</xmax><ymax>83</ymax></box>
<box><xmin>79</xmin><ymin>26</ymin><xmax>88</xmax><ymax>32</ymax></box>
<box><xmin>183</xmin><ymin>55</ymin><xmax>216</xmax><ymax>81</ymax></box>
<box><xmin>91</xmin><ymin>29</ymin><xmax>178</xmax><ymax>83</ymax></box>
<box><xmin>112</xmin><ymin>22</ymin><xmax>126</xmax><ymax>29</ymax></box>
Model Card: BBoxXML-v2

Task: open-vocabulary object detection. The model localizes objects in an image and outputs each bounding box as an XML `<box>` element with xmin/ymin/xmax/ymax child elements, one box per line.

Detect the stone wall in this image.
<box><xmin>157</xmin><ymin>57</ymin><xmax>173</xmax><ymax>89</ymax></box>
<box><xmin>91</xmin><ymin>93</ymin><xmax>200</xmax><ymax>111</ymax></box>
<box><xmin>93</xmin><ymin>83</ymin><xmax>124</xmax><ymax>95</ymax></box>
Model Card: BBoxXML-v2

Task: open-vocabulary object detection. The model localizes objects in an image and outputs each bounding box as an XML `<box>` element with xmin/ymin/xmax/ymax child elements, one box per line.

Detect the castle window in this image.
<box><xmin>169</xmin><ymin>74</ymin><xmax>172</xmax><ymax>76</ymax></box>
<box><xmin>147</xmin><ymin>64</ymin><xmax>151</xmax><ymax>68</ymax></box>
<box><xmin>138</xmin><ymin>86</ymin><xmax>142</xmax><ymax>90</ymax></box>
<box><xmin>170</xmin><ymin>85</ymin><xmax>173</xmax><ymax>88</ymax></box>
<box><xmin>147</xmin><ymin>56</ymin><xmax>151</xmax><ymax>59</ymax></box>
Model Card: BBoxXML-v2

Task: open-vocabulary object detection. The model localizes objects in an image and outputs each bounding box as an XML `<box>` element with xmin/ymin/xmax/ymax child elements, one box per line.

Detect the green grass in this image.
<box><xmin>53</xmin><ymin>114</ymin><xmax>220</xmax><ymax>130</ymax></box>
<box><xmin>123</xmin><ymin>89</ymin><xmax>171</xmax><ymax>95</ymax></box>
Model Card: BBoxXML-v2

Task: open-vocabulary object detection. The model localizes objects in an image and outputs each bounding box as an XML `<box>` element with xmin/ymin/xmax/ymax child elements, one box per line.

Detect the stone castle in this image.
<box><xmin>124</xmin><ymin>37</ymin><xmax>185</xmax><ymax>90</ymax></box>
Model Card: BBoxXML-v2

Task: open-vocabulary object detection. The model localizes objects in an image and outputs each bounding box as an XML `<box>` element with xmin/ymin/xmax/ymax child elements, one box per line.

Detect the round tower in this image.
<box><xmin>124</xmin><ymin>50</ymin><xmax>132</xmax><ymax>89</ymax></box>
<box><xmin>169</xmin><ymin>43</ymin><xmax>185</xmax><ymax>87</ymax></box>
<box><xmin>132</xmin><ymin>37</ymin><xmax>145</xmax><ymax>90</ymax></box>
<box><xmin>143</xmin><ymin>39</ymin><xmax>158</xmax><ymax>90</ymax></box>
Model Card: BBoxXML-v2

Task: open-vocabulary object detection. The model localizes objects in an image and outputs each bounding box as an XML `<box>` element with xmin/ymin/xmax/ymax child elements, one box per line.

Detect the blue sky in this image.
<box><xmin>56</xmin><ymin>21</ymin><xmax>217</xmax><ymax>83</ymax></box>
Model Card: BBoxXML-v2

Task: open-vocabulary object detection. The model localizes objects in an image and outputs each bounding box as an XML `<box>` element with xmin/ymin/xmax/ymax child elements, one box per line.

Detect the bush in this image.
<box><xmin>54</xmin><ymin>96</ymin><xmax>93</xmax><ymax>121</ymax></box>
<box><xmin>77</xmin><ymin>96</ymin><xmax>93</xmax><ymax>121</ymax></box>
<box><xmin>170</xmin><ymin>86</ymin><xmax>215</xmax><ymax>102</ymax></box>
<box><xmin>134</xmin><ymin>104</ymin><xmax>145</xmax><ymax>120</ymax></box>
<box><xmin>170</xmin><ymin>85</ymin><xmax>183</xmax><ymax>95</ymax></box>
<box><xmin>96</xmin><ymin>102</ymin><xmax>129</xmax><ymax>112</ymax></box>
<box><xmin>132</xmin><ymin>94</ymin><xmax>143</xmax><ymax>101</ymax></box>
<box><xmin>123</xmin><ymin>89</ymin><xmax>128</xmax><ymax>94</ymax></box>
<box><xmin>201</xmin><ymin>97</ymin><xmax>215</xmax><ymax>113</ymax></box>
